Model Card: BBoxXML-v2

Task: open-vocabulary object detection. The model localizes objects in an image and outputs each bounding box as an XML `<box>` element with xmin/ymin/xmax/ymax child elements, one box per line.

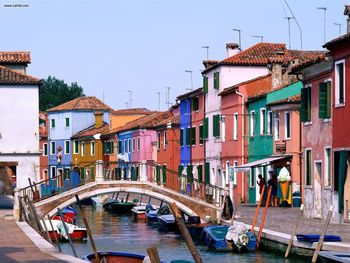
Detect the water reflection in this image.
<box><xmin>56</xmin><ymin>205</ymin><xmax>306</xmax><ymax>263</ymax></box>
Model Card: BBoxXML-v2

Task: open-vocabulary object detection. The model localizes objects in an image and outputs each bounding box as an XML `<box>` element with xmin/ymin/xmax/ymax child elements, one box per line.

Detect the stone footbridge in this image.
<box><xmin>34</xmin><ymin>181</ymin><xmax>221</xmax><ymax>221</ymax></box>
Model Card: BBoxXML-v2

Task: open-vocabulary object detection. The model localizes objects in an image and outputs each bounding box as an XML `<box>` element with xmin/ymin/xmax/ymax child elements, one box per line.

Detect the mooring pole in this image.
<box><xmin>285</xmin><ymin>204</ymin><xmax>304</xmax><ymax>258</ymax></box>
<box><xmin>57</xmin><ymin>208</ymin><xmax>78</xmax><ymax>258</ymax></box>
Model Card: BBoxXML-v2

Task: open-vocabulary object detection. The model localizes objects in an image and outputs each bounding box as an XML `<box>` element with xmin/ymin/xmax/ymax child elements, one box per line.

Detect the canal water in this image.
<box><xmin>57</xmin><ymin>204</ymin><xmax>306</xmax><ymax>263</ymax></box>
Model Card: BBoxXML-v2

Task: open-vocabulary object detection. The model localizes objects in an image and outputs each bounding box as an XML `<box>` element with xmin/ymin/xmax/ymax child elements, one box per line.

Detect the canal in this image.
<box><xmin>57</xmin><ymin>204</ymin><xmax>306</xmax><ymax>263</ymax></box>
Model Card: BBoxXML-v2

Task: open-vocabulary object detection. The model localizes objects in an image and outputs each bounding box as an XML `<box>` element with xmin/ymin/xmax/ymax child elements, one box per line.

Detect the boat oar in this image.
<box><xmin>169</xmin><ymin>203</ymin><xmax>203</xmax><ymax>263</ymax></box>
<box><xmin>285</xmin><ymin>204</ymin><xmax>304</xmax><ymax>258</ymax></box>
<box><xmin>311</xmin><ymin>206</ymin><xmax>334</xmax><ymax>263</ymax></box>
<box><xmin>57</xmin><ymin>208</ymin><xmax>78</xmax><ymax>258</ymax></box>
<box><xmin>147</xmin><ymin>247</ymin><xmax>161</xmax><ymax>263</ymax></box>
<box><xmin>75</xmin><ymin>194</ymin><xmax>101</xmax><ymax>263</ymax></box>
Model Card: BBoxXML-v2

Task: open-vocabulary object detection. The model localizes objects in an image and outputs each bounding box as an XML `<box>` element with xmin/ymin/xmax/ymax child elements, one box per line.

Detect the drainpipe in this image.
<box><xmin>235</xmin><ymin>89</ymin><xmax>245</xmax><ymax>200</ymax></box>
<box><xmin>296</xmin><ymin>74</ymin><xmax>303</xmax><ymax>201</ymax></box>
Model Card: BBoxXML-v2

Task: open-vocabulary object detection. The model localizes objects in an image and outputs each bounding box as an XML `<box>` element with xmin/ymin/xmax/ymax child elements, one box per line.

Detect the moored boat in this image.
<box><xmin>131</xmin><ymin>205</ymin><xmax>147</xmax><ymax>220</ymax></box>
<box><xmin>52</xmin><ymin>206</ymin><xmax>77</xmax><ymax>223</ymax></box>
<box><xmin>82</xmin><ymin>251</ymin><xmax>166</xmax><ymax>263</ymax></box>
<box><xmin>157</xmin><ymin>206</ymin><xmax>177</xmax><ymax>231</ymax></box>
<box><xmin>40</xmin><ymin>219</ymin><xmax>87</xmax><ymax>242</ymax></box>
<box><xmin>103</xmin><ymin>198</ymin><xmax>136</xmax><ymax>214</ymax></box>
<box><xmin>145</xmin><ymin>204</ymin><xmax>159</xmax><ymax>224</ymax></box>
<box><xmin>319</xmin><ymin>251</ymin><xmax>350</xmax><ymax>263</ymax></box>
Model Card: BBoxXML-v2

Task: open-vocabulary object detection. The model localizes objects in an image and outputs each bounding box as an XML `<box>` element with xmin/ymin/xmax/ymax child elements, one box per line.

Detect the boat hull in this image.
<box><xmin>319</xmin><ymin>251</ymin><xmax>350</xmax><ymax>263</ymax></box>
<box><xmin>103</xmin><ymin>201</ymin><xmax>135</xmax><ymax>214</ymax></box>
<box><xmin>49</xmin><ymin>229</ymin><xmax>87</xmax><ymax>242</ymax></box>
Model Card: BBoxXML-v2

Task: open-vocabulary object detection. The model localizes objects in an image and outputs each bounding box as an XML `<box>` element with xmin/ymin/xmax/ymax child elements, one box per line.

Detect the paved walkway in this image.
<box><xmin>236</xmin><ymin>204</ymin><xmax>350</xmax><ymax>243</ymax></box>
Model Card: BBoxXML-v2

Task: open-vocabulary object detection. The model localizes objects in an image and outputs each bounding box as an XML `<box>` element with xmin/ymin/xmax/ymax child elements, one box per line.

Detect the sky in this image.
<box><xmin>0</xmin><ymin>0</ymin><xmax>347</xmax><ymax>110</ymax></box>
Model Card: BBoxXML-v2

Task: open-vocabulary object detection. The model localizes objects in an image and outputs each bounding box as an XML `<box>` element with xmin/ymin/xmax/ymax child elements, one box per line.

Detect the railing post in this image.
<box><xmin>95</xmin><ymin>160</ymin><xmax>104</xmax><ymax>183</ymax></box>
<box><xmin>139</xmin><ymin>161</ymin><xmax>148</xmax><ymax>182</ymax></box>
<box><xmin>13</xmin><ymin>188</ymin><xmax>20</xmax><ymax>221</ymax></box>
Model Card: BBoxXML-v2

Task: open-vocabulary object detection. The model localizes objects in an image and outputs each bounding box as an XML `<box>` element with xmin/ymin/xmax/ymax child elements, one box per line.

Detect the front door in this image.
<box><xmin>314</xmin><ymin>162</ymin><xmax>322</xmax><ymax>218</ymax></box>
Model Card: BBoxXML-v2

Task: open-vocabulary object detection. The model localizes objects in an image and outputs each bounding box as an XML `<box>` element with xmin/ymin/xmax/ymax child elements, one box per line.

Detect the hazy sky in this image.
<box><xmin>1</xmin><ymin>0</ymin><xmax>347</xmax><ymax>110</ymax></box>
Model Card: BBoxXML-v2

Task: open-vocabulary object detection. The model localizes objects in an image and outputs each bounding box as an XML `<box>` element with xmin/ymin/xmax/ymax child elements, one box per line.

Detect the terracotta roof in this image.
<box><xmin>0</xmin><ymin>65</ymin><xmax>41</xmax><ymax>84</ymax></box>
<box><xmin>203</xmin><ymin>60</ymin><xmax>219</xmax><ymax>69</ymax></box>
<box><xmin>111</xmin><ymin>108</ymin><xmax>152</xmax><ymax>116</ymax></box>
<box><xmin>289</xmin><ymin>55</ymin><xmax>327</xmax><ymax>74</ymax></box>
<box><xmin>154</xmin><ymin>114</ymin><xmax>180</xmax><ymax>128</ymax></box>
<box><xmin>72</xmin><ymin>122</ymin><xmax>109</xmax><ymax>139</ymax></box>
<box><xmin>219</xmin><ymin>74</ymin><xmax>271</xmax><ymax>96</ymax></box>
<box><xmin>267</xmin><ymin>94</ymin><xmax>301</xmax><ymax>106</ymax></box>
<box><xmin>47</xmin><ymin>96</ymin><xmax>112</xmax><ymax>112</ymax></box>
<box><xmin>0</xmin><ymin>52</ymin><xmax>31</xmax><ymax>64</ymax></box>
<box><xmin>202</xmin><ymin>43</ymin><xmax>325</xmax><ymax>73</ymax></box>
<box><xmin>323</xmin><ymin>32</ymin><xmax>350</xmax><ymax>49</ymax></box>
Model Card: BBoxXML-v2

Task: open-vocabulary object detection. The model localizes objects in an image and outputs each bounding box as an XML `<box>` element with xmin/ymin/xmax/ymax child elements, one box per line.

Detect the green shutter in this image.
<box><xmin>300</xmin><ymin>88</ymin><xmax>308</xmax><ymax>122</ymax></box>
<box><xmin>217</xmin><ymin>114</ymin><xmax>220</xmax><ymax>137</ymax></box>
<box><xmin>162</xmin><ymin>165</ymin><xmax>167</xmax><ymax>183</ymax></box>
<box><xmin>319</xmin><ymin>82</ymin><xmax>328</xmax><ymax>119</ymax></box>
<box><xmin>214</xmin><ymin>72</ymin><xmax>219</xmax><ymax>89</ymax></box>
<box><xmin>187</xmin><ymin>165</ymin><xmax>193</xmax><ymax>183</ymax></box>
<box><xmin>191</xmin><ymin>127</ymin><xmax>196</xmax><ymax>145</ymax></box>
<box><xmin>327</xmin><ymin>81</ymin><xmax>331</xmax><ymax>118</ymax></box>
<box><xmin>111</xmin><ymin>141</ymin><xmax>114</xmax><ymax>153</ymax></box>
<box><xmin>186</xmin><ymin>127</ymin><xmax>191</xmax><ymax>145</ymax></box>
<box><xmin>180</xmin><ymin>129</ymin><xmax>184</xmax><ymax>146</ymax></box>
<box><xmin>199</xmin><ymin>125</ymin><xmax>204</xmax><ymax>144</ymax></box>
<box><xmin>178</xmin><ymin>165</ymin><xmax>184</xmax><ymax>178</ymax></box>
<box><xmin>197</xmin><ymin>165</ymin><xmax>203</xmax><ymax>183</ymax></box>
<box><xmin>204</xmin><ymin>162</ymin><xmax>210</xmax><ymax>185</ymax></box>
<box><xmin>203</xmin><ymin>76</ymin><xmax>208</xmax><ymax>94</ymax></box>
<box><xmin>65</xmin><ymin>118</ymin><xmax>69</xmax><ymax>127</ymax></box>
<box><xmin>192</xmin><ymin>97</ymin><xmax>199</xmax><ymax>111</ymax></box>
<box><xmin>213</xmin><ymin>114</ymin><xmax>220</xmax><ymax>137</ymax></box>
<box><xmin>156</xmin><ymin>165</ymin><xmax>160</xmax><ymax>182</ymax></box>
<box><xmin>203</xmin><ymin>118</ymin><xmax>208</xmax><ymax>139</ymax></box>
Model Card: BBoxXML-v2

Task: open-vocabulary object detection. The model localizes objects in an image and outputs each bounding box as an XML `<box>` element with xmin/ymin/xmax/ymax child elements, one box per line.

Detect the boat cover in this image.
<box><xmin>296</xmin><ymin>234</ymin><xmax>342</xmax><ymax>242</ymax></box>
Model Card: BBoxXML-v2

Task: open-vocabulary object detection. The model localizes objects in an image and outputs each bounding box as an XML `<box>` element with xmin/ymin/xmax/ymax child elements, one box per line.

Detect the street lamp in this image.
<box><xmin>317</xmin><ymin>7</ymin><xmax>327</xmax><ymax>43</ymax></box>
<box><xmin>232</xmin><ymin>28</ymin><xmax>242</xmax><ymax>50</ymax></box>
<box><xmin>251</xmin><ymin>35</ymin><xmax>264</xmax><ymax>43</ymax></box>
<box><xmin>334</xmin><ymin>22</ymin><xmax>342</xmax><ymax>36</ymax></box>
<box><xmin>185</xmin><ymin>70</ymin><xmax>193</xmax><ymax>90</ymax></box>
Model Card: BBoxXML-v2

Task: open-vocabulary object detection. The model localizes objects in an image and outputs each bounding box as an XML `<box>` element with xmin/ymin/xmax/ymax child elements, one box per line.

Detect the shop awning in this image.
<box><xmin>234</xmin><ymin>155</ymin><xmax>291</xmax><ymax>172</ymax></box>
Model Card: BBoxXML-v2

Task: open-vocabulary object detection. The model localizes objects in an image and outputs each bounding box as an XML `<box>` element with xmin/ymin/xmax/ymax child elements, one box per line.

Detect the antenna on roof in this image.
<box><xmin>165</xmin><ymin>87</ymin><xmax>171</xmax><ymax>110</ymax></box>
<box><xmin>334</xmin><ymin>22</ymin><xmax>342</xmax><ymax>36</ymax></box>
<box><xmin>102</xmin><ymin>90</ymin><xmax>105</xmax><ymax>102</ymax></box>
<box><xmin>156</xmin><ymin>92</ymin><xmax>160</xmax><ymax>111</ymax></box>
<box><xmin>185</xmin><ymin>70</ymin><xmax>193</xmax><ymax>90</ymax></box>
<box><xmin>283</xmin><ymin>0</ymin><xmax>303</xmax><ymax>50</ymax></box>
<box><xmin>201</xmin><ymin>46</ymin><xmax>209</xmax><ymax>60</ymax></box>
<box><xmin>284</xmin><ymin>16</ymin><xmax>294</xmax><ymax>49</ymax></box>
<box><xmin>232</xmin><ymin>28</ymin><xmax>242</xmax><ymax>50</ymax></box>
<box><xmin>251</xmin><ymin>35</ymin><xmax>264</xmax><ymax>43</ymax></box>
<box><xmin>124</xmin><ymin>101</ymin><xmax>128</xmax><ymax>109</ymax></box>
<box><xmin>127</xmin><ymin>90</ymin><xmax>132</xmax><ymax>109</ymax></box>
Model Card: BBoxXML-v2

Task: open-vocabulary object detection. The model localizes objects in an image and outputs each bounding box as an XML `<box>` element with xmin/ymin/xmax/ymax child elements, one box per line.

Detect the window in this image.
<box><xmin>267</xmin><ymin>111</ymin><xmax>273</xmax><ymax>135</ymax></box>
<box><xmin>137</xmin><ymin>137</ymin><xmax>140</xmax><ymax>151</ymax></box>
<box><xmin>81</xmin><ymin>142</ymin><xmax>85</xmax><ymax>156</ymax></box>
<box><xmin>164</xmin><ymin>131</ymin><xmax>168</xmax><ymax>149</ymax></box>
<box><xmin>285</xmin><ymin>112</ymin><xmax>291</xmax><ymax>139</ymax></box>
<box><xmin>203</xmin><ymin>117</ymin><xmax>208</xmax><ymax>139</ymax></box>
<box><xmin>50</xmin><ymin>166</ymin><xmax>56</xmax><ymax>178</ymax></box>
<box><xmin>260</xmin><ymin>108</ymin><xmax>266</xmax><ymax>134</ymax></box>
<box><xmin>50</xmin><ymin>141</ymin><xmax>56</xmax><ymax>155</ymax></box>
<box><xmin>203</xmin><ymin>76</ymin><xmax>208</xmax><ymax>94</ymax></box>
<box><xmin>199</xmin><ymin>125</ymin><xmax>204</xmax><ymax>144</ymax></box>
<box><xmin>124</xmin><ymin>140</ymin><xmax>127</xmax><ymax>153</ymax></box>
<box><xmin>324</xmin><ymin>147</ymin><xmax>331</xmax><ymax>187</ymax></box>
<box><xmin>73</xmin><ymin>141</ymin><xmax>79</xmax><ymax>154</ymax></box>
<box><xmin>132</xmin><ymin>138</ymin><xmax>136</xmax><ymax>152</ymax></box>
<box><xmin>213</xmin><ymin>114</ymin><xmax>220</xmax><ymax>137</ymax></box>
<box><xmin>192</xmin><ymin>97</ymin><xmax>199</xmax><ymax>111</ymax></box>
<box><xmin>65</xmin><ymin>117</ymin><xmax>70</xmax><ymax>127</ymax></box>
<box><xmin>274</xmin><ymin>112</ymin><xmax>280</xmax><ymax>140</ymax></box>
<box><xmin>249</xmin><ymin>168</ymin><xmax>255</xmax><ymax>188</ymax></box>
<box><xmin>64</xmin><ymin>140</ymin><xmax>70</xmax><ymax>154</ymax></box>
<box><xmin>305</xmin><ymin>149</ymin><xmax>312</xmax><ymax>186</ymax></box>
<box><xmin>250</xmin><ymin>111</ymin><xmax>255</xmax><ymax>136</ymax></box>
<box><xmin>197</xmin><ymin>165</ymin><xmax>203</xmax><ymax>183</ymax></box>
<box><xmin>191</xmin><ymin>127</ymin><xmax>196</xmax><ymax>145</ymax></box>
<box><xmin>301</xmin><ymin>86</ymin><xmax>312</xmax><ymax>122</ymax></box>
<box><xmin>157</xmin><ymin>132</ymin><xmax>161</xmax><ymax>150</ymax></box>
<box><xmin>213</xmin><ymin>72</ymin><xmax>220</xmax><ymax>90</ymax></box>
<box><xmin>233</xmin><ymin>113</ymin><xmax>238</xmax><ymax>140</ymax></box>
<box><xmin>118</xmin><ymin>140</ymin><xmax>122</xmax><ymax>154</ymax></box>
<box><xmin>233</xmin><ymin>161</ymin><xmax>238</xmax><ymax>185</ymax></box>
<box><xmin>51</xmin><ymin>119</ymin><xmax>55</xmax><ymax>128</ymax></box>
<box><xmin>221</xmin><ymin>116</ymin><xmax>226</xmax><ymax>142</ymax></box>
<box><xmin>91</xmin><ymin>141</ymin><xmax>95</xmax><ymax>156</ymax></box>
<box><xmin>186</xmin><ymin>127</ymin><xmax>191</xmax><ymax>146</ymax></box>
<box><xmin>180</xmin><ymin>129</ymin><xmax>184</xmax><ymax>147</ymax></box>
<box><xmin>335</xmin><ymin>60</ymin><xmax>345</xmax><ymax>105</ymax></box>
<box><xmin>43</xmin><ymin>143</ymin><xmax>48</xmax><ymax>156</ymax></box>
<box><xmin>128</xmin><ymin>139</ymin><xmax>131</xmax><ymax>153</ymax></box>
<box><xmin>319</xmin><ymin>81</ymin><xmax>332</xmax><ymax>118</ymax></box>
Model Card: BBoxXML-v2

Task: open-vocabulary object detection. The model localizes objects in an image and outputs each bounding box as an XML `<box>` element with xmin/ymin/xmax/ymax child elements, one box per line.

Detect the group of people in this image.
<box><xmin>257</xmin><ymin>168</ymin><xmax>278</xmax><ymax>207</ymax></box>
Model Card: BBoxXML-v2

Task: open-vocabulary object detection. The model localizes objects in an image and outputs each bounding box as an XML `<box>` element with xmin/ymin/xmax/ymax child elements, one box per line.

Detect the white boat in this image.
<box><xmin>131</xmin><ymin>205</ymin><xmax>147</xmax><ymax>220</ymax></box>
<box><xmin>40</xmin><ymin>219</ymin><xmax>87</xmax><ymax>241</ymax></box>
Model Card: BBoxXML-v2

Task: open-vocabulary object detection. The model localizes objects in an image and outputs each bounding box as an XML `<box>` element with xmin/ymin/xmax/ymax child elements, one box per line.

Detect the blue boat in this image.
<box><xmin>319</xmin><ymin>251</ymin><xmax>350</xmax><ymax>263</ymax></box>
<box><xmin>145</xmin><ymin>204</ymin><xmax>158</xmax><ymax>224</ymax></box>
<box><xmin>157</xmin><ymin>206</ymin><xmax>177</xmax><ymax>231</ymax></box>
<box><xmin>296</xmin><ymin>234</ymin><xmax>342</xmax><ymax>242</ymax></box>
<box><xmin>82</xmin><ymin>251</ymin><xmax>166</xmax><ymax>263</ymax></box>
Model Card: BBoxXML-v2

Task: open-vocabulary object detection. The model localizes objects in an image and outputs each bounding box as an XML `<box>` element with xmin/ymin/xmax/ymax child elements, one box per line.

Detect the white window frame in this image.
<box><xmin>50</xmin><ymin>141</ymin><xmax>56</xmax><ymax>155</ymax></box>
<box><xmin>305</xmin><ymin>148</ymin><xmax>312</xmax><ymax>187</ymax></box>
<box><xmin>81</xmin><ymin>141</ymin><xmax>85</xmax><ymax>156</ymax></box>
<box><xmin>221</xmin><ymin>116</ymin><xmax>226</xmax><ymax>142</ymax></box>
<box><xmin>124</xmin><ymin>139</ymin><xmax>127</xmax><ymax>153</ymax></box>
<box><xmin>64</xmin><ymin>140</ymin><xmax>70</xmax><ymax>154</ymax></box>
<box><xmin>249</xmin><ymin>168</ymin><xmax>255</xmax><ymax>188</ymax></box>
<box><xmin>199</xmin><ymin>124</ymin><xmax>204</xmax><ymax>145</ymax></box>
<box><xmin>164</xmin><ymin>130</ymin><xmax>168</xmax><ymax>149</ymax></box>
<box><xmin>335</xmin><ymin>59</ymin><xmax>345</xmax><ymax>106</ymax></box>
<box><xmin>128</xmin><ymin>138</ymin><xmax>131</xmax><ymax>153</ymax></box>
<box><xmin>233</xmin><ymin>113</ymin><xmax>238</xmax><ymax>140</ymax></box>
<box><xmin>267</xmin><ymin>110</ymin><xmax>272</xmax><ymax>135</ymax></box>
<box><xmin>233</xmin><ymin>161</ymin><xmax>238</xmax><ymax>185</ymax></box>
<box><xmin>91</xmin><ymin>141</ymin><xmax>95</xmax><ymax>156</ymax></box>
<box><xmin>50</xmin><ymin>166</ymin><xmax>56</xmax><ymax>178</ymax></box>
<box><xmin>324</xmin><ymin>146</ymin><xmax>332</xmax><ymax>187</ymax></box>
<box><xmin>284</xmin><ymin>111</ymin><xmax>291</xmax><ymax>140</ymax></box>
<box><xmin>73</xmin><ymin>140</ymin><xmax>79</xmax><ymax>154</ymax></box>
<box><xmin>43</xmin><ymin>143</ymin><xmax>48</xmax><ymax>156</ymax></box>
<box><xmin>274</xmin><ymin>112</ymin><xmax>280</xmax><ymax>141</ymax></box>
<box><xmin>50</xmin><ymin>119</ymin><xmax>55</xmax><ymax>129</ymax></box>
<box><xmin>250</xmin><ymin>110</ymin><xmax>255</xmax><ymax>136</ymax></box>
<box><xmin>65</xmin><ymin>117</ymin><xmax>70</xmax><ymax>127</ymax></box>
<box><xmin>132</xmin><ymin>138</ymin><xmax>135</xmax><ymax>152</ymax></box>
<box><xmin>137</xmin><ymin>136</ymin><xmax>140</xmax><ymax>151</ymax></box>
<box><xmin>260</xmin><ymin>108</ymin><xmax>266</xmax><ymax>134</ymax></box>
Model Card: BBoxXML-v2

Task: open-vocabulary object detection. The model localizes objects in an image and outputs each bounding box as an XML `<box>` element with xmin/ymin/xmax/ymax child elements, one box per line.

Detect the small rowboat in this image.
<box><xmin>51</xmin><ymin>206</ymin><xmax>76</xmax><ymax>223</ymax></box>
<box><xmin>40</xmin><ymin>219</ymin><xmax>87</xmax><ymax>242</ymax></box>
<box><xmin>131</xmin><ymin>205</ymin><xmax>147</xmax><ymax>220</ymax></box>
<box><xmin>145</xmin><ymin>204</ymin><xmax>159</xmax><ymax>224</ymax></box>
<box><xmin>103</xmin><ymin>199</ymin><xmax>136</xmax><ymax>214</ymax></box>
<box><xmin>82</xmin><ymin>251</ymin><xmax>166</xmax><ymax>263</ymax></box>
<box><xmin>318</xmin><ymin>251</ymin><xmax>350</xmax><ymax>263</ymax></box>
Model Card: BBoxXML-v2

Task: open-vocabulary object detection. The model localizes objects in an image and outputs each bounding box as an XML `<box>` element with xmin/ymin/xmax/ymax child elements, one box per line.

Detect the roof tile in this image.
<box><xmin>0</xmin><ymin>65</ymin><xmax>40</xmax><ymax>84</ymax></box>
<box><xmin>111</xmin><ymin>108</ymin><xmax>152</xmax><ymax>116</ymax></box>
<box><xmin>0</xmin><ymin>51</ymin><xmax>31</xmax><ymax>64</ymax></box>
<box><xmin>47</xmin><ymin>96</ymin><xmax>112</xmax><ymax>112</ymax></box>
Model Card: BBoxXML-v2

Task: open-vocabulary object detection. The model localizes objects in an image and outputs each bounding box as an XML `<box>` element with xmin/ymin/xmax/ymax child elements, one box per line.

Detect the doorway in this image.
<box><xmin>314</xmin><ymin>161</ymin><xmax>322</xmax><ymax>218</ymax></box>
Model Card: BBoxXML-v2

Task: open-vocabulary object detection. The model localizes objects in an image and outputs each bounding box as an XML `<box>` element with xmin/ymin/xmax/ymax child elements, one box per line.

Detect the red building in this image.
<box><xmin>154</xmin><ymin>114</ymin><xmax>180</xmax><ymax>191</ymax></box>
<box><xmin>39</xmin><ymin>112</ymin><xmax>48</xmax><ymax>181</ymax></box>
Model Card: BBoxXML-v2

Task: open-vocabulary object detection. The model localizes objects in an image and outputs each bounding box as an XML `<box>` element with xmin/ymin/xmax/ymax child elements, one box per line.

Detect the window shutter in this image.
<box><xmin>214</xmin><ymin>72</ymin><xmax>219</xmax><ymax>89</ymax></box>
<box><xmin>162</xmin><ymin>165</ymin><xmax>167</xmax><ymax>183</ymax></box>
<box><xmin>327</xmin><ymin>81</ymin><xmax>331</xmax><ymax>118</ymax></box>
<box><xmin>203</xmin><ymin>76</ymin><xmax>208</xmax><ymax>94</ymax></box>
<box><xmin>205</xmin><ymin>162</ymin><xmax>210</xmax><ymax>185</ymax></box>
<box><xmin>156</xmin><ymin>165</ymin><xmax>160</xmax><ymax>182</ymax></box>
<box><xmin>319</xmin><ymin>82</ymin><xmax>328</xmax><ymax>119</ymax></box>
<box><xmin>213</xmin><ymin>114</ymin><xmax>220</xmax><ymax>137</ymax></box>
<box><xmin>178</xmin><ymin>165</ymin><xmax>184</xmax><ymax>178</ymax></box>
<box><xmin>197</xmin><ymin>165</ymin><xmax>203</xmax><ymax>183</ymax></box>
<box><xmin>180</xmin><ymin>129</ymin><xmax>184</xmax><ymax>146</ymax></box>
<box><xmin>187</xmin><ymin>165</ymin><xmax>193</xmax><ymax>183</ymax></box>
<box><xmin>213</xmin><ymin>115</ymin><xmax>217</xmax><ymax>137</ymax></box>
<box><xmin>300</xmin><ymin>88</ymin><xmax>308</xmax><ymax>122</ymax></box>
<box><xmin>203</xmin><ymin>118</ymin><xmax>208</xmax><ymax>139</ymax></box>
<box><xmin>217</xmin><ymin>114</ymin><xmax>221</xmax><ymax>137</ymax></box>
<box><xmin>191</xmin><ymin>127</ymin><xmax>196</xmax><ymax>145</ymax></box>
<box><xmin>199</xmin><ymin>125</ymin><xmax>204</xmax><ymax>144</ymax></box>
<box><xmin>186</xmin><ymin>128</ymin><xmax>191</xmax><ymax>145</ymax></box>
<box><xmin>192</xmin><ymin>97</ymin><xmax>199</xmax><ymax>111</ymax></box>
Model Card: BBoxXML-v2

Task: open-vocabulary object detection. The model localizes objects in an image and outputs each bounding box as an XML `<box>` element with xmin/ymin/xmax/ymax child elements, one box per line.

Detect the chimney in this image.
<box><xmin>226</xmin><ymin>43</ymin><xmax>240</xmax><ymax>57</ymax></box>
<box><xmin>344</xmin><ymin>5</ymin><xmax>350</xmax><ymax>33</ymax></box>
<box><xmin>94</xmin><ymin>111</ymin><xmax>104</xmax><ymax>129</ymax></box>
<box><xmin>269</xmin><ymin>62</ymin><xmax>283</xmax><ymax>90</ymax></box>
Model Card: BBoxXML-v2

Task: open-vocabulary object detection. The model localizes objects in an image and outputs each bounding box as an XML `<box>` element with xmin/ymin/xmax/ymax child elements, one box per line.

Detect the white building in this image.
<box><xmin>0</xmin><ymin>52</ymin><xmax>41</xmax><ymax>190</ymax></box>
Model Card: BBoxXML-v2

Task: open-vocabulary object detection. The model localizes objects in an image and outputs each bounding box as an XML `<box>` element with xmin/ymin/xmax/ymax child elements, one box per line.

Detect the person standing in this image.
<box><xmin>267</xmin><ymin>168</ymin><xmax>278</xmax><ymax>207</ymax></box>
<box><xmin>257</xmin><ymin>174</ymin><xmax>266</xmax><ymax>205</ymax></box>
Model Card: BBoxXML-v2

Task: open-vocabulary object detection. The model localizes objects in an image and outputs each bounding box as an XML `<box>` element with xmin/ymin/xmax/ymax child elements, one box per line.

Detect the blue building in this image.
<box><xmin>117</xmin><ymin>130</ymin><xmax>133</xmax><ymax>179</ymax></box>
<box><xmin>47</xmin><ymin>96</ymin><xmax>111</xmax><ymax>186</ymax></box>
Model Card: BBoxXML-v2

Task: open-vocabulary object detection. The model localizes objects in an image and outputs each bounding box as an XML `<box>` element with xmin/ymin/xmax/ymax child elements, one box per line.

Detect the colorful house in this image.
<box><xmin>39</xmin><ymin>112</ymin><xmax>48</xmax><ymax>181</ymax></box>
<box><xmin>0</xmin><ymin>52</ymin><xmax>41</xmax><ymax>190</ymax></box>
<box><xmin>47</xmin><ymin>96</ymin><xmax>111</xmax><ymax>186</ymax></box>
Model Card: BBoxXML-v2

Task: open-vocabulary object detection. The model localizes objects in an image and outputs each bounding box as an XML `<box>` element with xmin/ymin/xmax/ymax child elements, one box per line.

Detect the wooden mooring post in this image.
<box><xmin>256</xmin><ymin>186</ymin><xmax>272</xmax><ymax>250</ymax></box>
<box><xmin>57</xmin><ymin>208</ymin><xmax>78</xmax><ymax>258</ymax></box>
<box><xmin>251</xmin><ymin>185</ymin><xmax>265</xmax><ymax>232</ymax></box>
<box><xmin>147</xmin><ymin>247</ymin><xmax>161</xmax><ymax>263</ymax></box>
<box><xmin>48</xmin><ymin>215</ymin><xmax>62</xmax><ymax>252</ymax></box>
<box><xmin>285</xmin><ymin>204</ymin><xmax>304</xmax><ymax>258</ymax></box>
